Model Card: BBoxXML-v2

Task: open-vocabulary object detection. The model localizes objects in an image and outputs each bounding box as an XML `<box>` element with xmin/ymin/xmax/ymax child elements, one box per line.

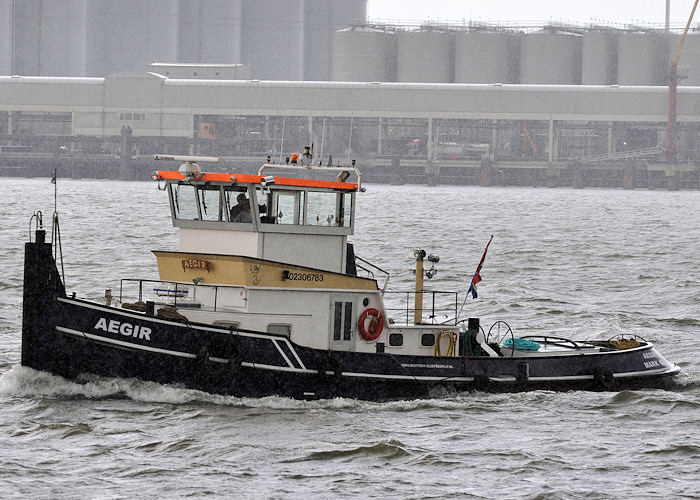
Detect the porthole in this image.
<box><xmin>421</xmin><ymin>333</ymin><xmax>435</xmax><ymax>347</ymax></box>
<box><xmin>389</xmin><ymin>333</ymin><xmax>403</xmax><ymax>347</ymax></box>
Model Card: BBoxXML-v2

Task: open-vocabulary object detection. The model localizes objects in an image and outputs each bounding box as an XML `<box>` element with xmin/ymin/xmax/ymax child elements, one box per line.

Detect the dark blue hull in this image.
<box><xmin>22</xmin><ymin>237</ymin><xmax>680</xmax><ymax>401</ymax></box>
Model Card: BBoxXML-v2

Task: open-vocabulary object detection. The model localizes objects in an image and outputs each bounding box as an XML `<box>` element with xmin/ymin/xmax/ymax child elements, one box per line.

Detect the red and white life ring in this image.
<box><xmin>358</xmin><ymin>308</ymin><xmax>384</xmax><ymax>341</ymax></box>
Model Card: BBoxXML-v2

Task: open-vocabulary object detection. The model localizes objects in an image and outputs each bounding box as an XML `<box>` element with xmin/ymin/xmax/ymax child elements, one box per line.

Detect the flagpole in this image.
<box><xmin>53</xmin><ymin>166</ymin><xmax>57</xmax><ymax>212</ymax></box>
<box><xmin>50</xmin><ymin>166</ymin><xmax>65</xmax><ymax>284</ymax></box>
<box><xmin>457</xmin><ymin>235</ymin><xmax>493</xmax><ymax>319</ymax></box>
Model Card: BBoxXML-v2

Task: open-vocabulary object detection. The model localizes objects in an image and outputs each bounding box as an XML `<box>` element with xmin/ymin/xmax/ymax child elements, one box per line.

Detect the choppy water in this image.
<box><xmin>1</xmin><ymin>177</ymin><xmax>698</xmax><ymax>498</ymax></box>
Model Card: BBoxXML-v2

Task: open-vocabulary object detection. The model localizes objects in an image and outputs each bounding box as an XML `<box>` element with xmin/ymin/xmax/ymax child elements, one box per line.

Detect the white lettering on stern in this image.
<box><xmin>94</xmin><ymin>317</ymin><xmax>151</xmax><ymax>340</ymax></box>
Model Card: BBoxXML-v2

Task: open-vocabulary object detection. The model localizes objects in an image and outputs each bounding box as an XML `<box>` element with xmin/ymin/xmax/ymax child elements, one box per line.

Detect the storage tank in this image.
<box><xmin>454</xmin><ymin>31</ymin><xmax>519</xmax><ymax>84</ymax></box>
<box><xmin>617</xmin><ymin>32</ymin><xmax>668</xmax><ymax>86</ymax></box>
<box><xmin>178</xmin><ymin>0</ymin><xmax>242</xmax><ymax>65</ymax></box>
<box><xmin>304</xmin><ymin>0</ymin><xmax>367</xmax><ymax>81</ymax></box>
<box><xmin>332</xmin><ymin>28</ymin><xmax>395</xmax><ymax>82</ymax></box>
<box><xmin>0</xmin><ymin>0</ymin><xmax>11</xmax><ymax>74</ymax></box>
<box><xmin>396</xmin><ymin>30</ymin><xmax>453</xmax><ymax>83</ymax></box>
<box><xmin>582</xmin><ymin>30</ymin><xmax>617</xmax><ymax>85</ymax></box>
<box><xmin>241</xmin><ymin>0</ymin><xmax>305</xmax><ymax>80</ymax></box>
<box><xmin>670</xmin><ymin>32</ymin><xmax>700</xmax><ymax>86</ymax></box>
<box><xmin>520</xmin><ymin>30</ymin><xmax>582</xmax><ymax>85</ymax></box>
<box><xmin>11</xmin><ymin>1</ymin><xmax>41</xmax><ymax>75</ymax></box>
<box><xmin>39</xmin><ymin>0</ymin><xmax>87</xmax><ymax>76</ymax></box>
<box><xmin>85</xmin><ymin>0</ymin><xmax>178</xmax><ymax>77</ymax></box>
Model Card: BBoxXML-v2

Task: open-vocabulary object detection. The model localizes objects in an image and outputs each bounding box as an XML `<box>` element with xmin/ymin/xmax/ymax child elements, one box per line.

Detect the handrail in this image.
<box><xmin>119</xmin><ymin>278</ymin><xmax>459</xmax><ymax>327</ymax></box>
<box><xmin>257</xmin><ymin>163</ymin><xmax>363</xmax><ymax>192</ymax></box>
<box><xmin>382</xmin><ymin>290</ymin><xmax>459</xmax><ymax>326</ymax></box>
<box><xmin>520</xmin><ymin>335</ymin><xmax>581</xmax><ymax>349</ymax></box>
<box><xmin>119</xmin><ymin>278</ymin><xmax>240</xmax><ymax>313</ymax></box>
<box><xmin>354</xmin><ymin>255</ymin><xmax>390</xmax><ymax>293</ymax></box>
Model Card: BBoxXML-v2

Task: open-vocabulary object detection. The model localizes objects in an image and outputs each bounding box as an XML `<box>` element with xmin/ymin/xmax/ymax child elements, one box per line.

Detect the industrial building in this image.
<box><xmin>1</xmin><ymin>0</ymin><xmax>367</xmax><ymax>80</ymax></box>
<box><xmin>1</xmin><ymin>2</ymin><xmax>699</xmax><ymax>188</ymax></box>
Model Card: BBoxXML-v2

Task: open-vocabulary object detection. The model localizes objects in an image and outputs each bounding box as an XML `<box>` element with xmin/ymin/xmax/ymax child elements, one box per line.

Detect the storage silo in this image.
<box><xmin>617</xmin><ymin>32</ymin><xmax>668</xmax><ymax>86</ymax></box>
<box><xmin>670</xmin><ymin>32</ymin><xmax>700</xmax><ymax>86</ymax></box>
<box><xmin>332</xmin><ymin>28</ymin><xmax>395</xmax><ymax>82</ymax></box>
<box><xmin>454</xmin><ymin>30</ymin><xmax>519</xmax><ymax>84</ymax></box>
<box><xmin>85</xmin><ymin>0</ymin><xmax>179</xmax><ymax>77</ymax></box>
<box><xmin>39</xmin><ymin>0</ymin><xmax>87</xmax><ymax>76</ymax></box>
<box><xmin>396</xmin><ymin>30</ymin><xmax>453</xmax><ymax>83</ymax></box>
<box><xmin>520</xmin><ymin>30</ymin><xmax>582</xmax><ymax>85</ymax></box>
<box><xmin>0</xmin><ymin>1</ymin><xmax>11</xmax><ymax>74</ymax></box>
<box><xmin>0</xmin><ymin>0</ymin><xmax>13</xmax><ymax>75</ymax></box>
<box><xmin>241</xmin><ymin>0</ymin><xmax>305</xmax><ymax>80</ymax></box>
<box><xmin>582</xmin><ymin>30</ymin><xmax>617</xmax><ymax>85</ymax></box>
<box><xmin>304</xmin><ymin>0</ymin><xmax>367</xmax><ymax>81</ymax></box>
<box><xmin>11</xmin><ymin>1</ymin><xmax>41</xmax><ymax>75</ymax></box>
<box><xmin>178</xmin><ymin>0</ymin><xmax>242</xmax><ymax>65</ymax></box>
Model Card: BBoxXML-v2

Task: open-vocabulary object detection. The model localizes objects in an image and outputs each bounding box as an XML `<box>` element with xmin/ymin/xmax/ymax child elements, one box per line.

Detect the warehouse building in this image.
<box><xmin>1</xmin><ymin>3</ymin><xmax>699</xmax><ymax>187</ymax></box>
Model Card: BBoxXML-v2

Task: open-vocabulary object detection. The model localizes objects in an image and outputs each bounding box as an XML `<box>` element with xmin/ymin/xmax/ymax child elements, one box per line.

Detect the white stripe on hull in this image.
<box><xmin>55</xmin><ymin>324</ymin><xmax>679</xmax><ymax>385</ymax></box>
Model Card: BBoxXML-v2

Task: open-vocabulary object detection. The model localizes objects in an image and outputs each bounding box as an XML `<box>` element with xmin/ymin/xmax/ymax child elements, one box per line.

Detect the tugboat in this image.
<box><xmin>22</xmin><ymin>152</ymin><xmax>680</xmax><ymax>400</ymax></box>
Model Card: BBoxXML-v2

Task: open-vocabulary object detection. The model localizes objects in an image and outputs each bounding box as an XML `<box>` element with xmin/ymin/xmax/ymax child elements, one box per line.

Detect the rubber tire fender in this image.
<box><xmin>195</xmin><ymin>345</ymin><xmax>213</xmax><ymax>383</ymax></box>
<box><xmin>473</xmin><ymin>374</ymin><xmax>490</xmax><ymax>391</ymax></box>
<box><xmin>317</xmin><ymin>356</ymin><xmax>343</xmax><ymax>382</ymax></box>
<box><xmin>594</xmin><ymin>366</ymin><xmax>615</xmax><ymax>390</ymax></box>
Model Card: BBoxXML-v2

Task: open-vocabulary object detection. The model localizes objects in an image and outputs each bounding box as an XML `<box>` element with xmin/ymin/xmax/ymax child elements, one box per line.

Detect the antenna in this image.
<box><xmin>347</xmin><ymin>115</ymin><xmax>354</xmax><ymax>166</ymax></box>
<box><xmin>52</xmin><ymin>166</ymin><xmax>57</xmax><ymax>215</ymax></box>
<box><xmin>319</xmin><ymin>116</ymin><xmax>326</xmax><ymax>166</ymax></box>
<box><xmin>279</xmin><ymin>114</ymin><xmax>286</xmax><ymax>164</ymax></box>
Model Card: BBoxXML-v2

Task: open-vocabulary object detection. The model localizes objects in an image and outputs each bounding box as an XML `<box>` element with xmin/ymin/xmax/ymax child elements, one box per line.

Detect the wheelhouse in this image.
<box><xmin>153</xmin><ymin>161</ymin><xmax>361</xmax><ymax>274</ymax></box>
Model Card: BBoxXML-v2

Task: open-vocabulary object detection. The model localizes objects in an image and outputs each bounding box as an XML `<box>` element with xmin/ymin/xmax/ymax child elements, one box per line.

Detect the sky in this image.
<box><xmin>367</xmin><ymin>0</ymin><xmax>700</xmax><ymax>27</ymax></box>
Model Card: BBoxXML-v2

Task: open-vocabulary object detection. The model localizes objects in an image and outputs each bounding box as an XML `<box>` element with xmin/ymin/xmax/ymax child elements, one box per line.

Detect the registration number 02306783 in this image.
<box><xmin>282</xmin><ymin>270</ymin><xmax>324</xmax><ymax>282</ymax></box>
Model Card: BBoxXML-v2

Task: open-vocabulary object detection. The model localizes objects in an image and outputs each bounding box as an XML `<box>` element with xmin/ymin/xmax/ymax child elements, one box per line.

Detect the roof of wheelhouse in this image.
<box><xmin>154</xmin><ymin>170</ymin><xmax>359</xmax><ymax>191</ymax></box>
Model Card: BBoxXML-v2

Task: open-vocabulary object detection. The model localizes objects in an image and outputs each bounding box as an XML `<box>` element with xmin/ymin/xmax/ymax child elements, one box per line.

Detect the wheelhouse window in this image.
<box><xmin>307</xmin><ymin>191</ymin><xmax>352</xmax><ymax>227</ymax></box>
<box><xmin>258</xmin><ymin>187</ymin><xmax>352</xmax><ymax>228</ymax></box>
<box><xmin>171</xmin><ymin>184</ymin><xmax>198</xmax><ymax>220</ymax></box>
<box><xmin>171</xmin><ymin>183</ymin><xmax>254</xmax><ymax>223</ymax></box>
<box><xmin>270</xmin><ymin>189</ymin><xmax>304</xmax><ymax>225</ymax></box>
<box><xmin>168</xmin><ymin>181</ymin><xmax>353</xmax><ymax>231</ymax></box>
<box><xmin>225</xmin><ymin>186</ymin><xmax>254</xmax><ymax>223</ymax></box>
<box><xmin>198</xmin><ymin>185</ymin><xmax>223</xmax><ymax>222</ymax></box>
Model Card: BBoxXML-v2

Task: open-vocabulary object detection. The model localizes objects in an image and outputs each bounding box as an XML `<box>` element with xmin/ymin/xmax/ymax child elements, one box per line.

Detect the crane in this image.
<box><xmin>668</xmin><ymin>0</ymin><xmax>700</xmax><ymax>163</ymax></box>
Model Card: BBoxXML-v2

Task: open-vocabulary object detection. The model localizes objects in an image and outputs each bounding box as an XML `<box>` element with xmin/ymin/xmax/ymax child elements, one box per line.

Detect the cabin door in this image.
<box><xmin>329</xmin><ymin>296</ymin><xmax>356</xmax><ymax>351</ymax></box>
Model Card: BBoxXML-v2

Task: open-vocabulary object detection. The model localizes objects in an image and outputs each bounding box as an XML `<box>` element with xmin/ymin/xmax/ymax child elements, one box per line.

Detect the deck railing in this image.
<box><xmin>119</xmin><ymin>278</ymin><xmax>231</xmax><ymax>311</ymax></box>
<box><xmin>354</xmin><ymin>256</ymin><xmax>390</xmax><ymax>293</ymax></box>
<box><xmin>382</xmin><ymin>290</ymin><xmax>459</xmax><ymax>326</ymax></box>
<box><xmin>119</xmin><ymin>278</ymin><xmax>459</xmax><ymax>326</ymax></box>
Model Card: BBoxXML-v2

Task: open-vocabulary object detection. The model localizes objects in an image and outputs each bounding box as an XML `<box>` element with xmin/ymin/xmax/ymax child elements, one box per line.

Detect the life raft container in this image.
<box><xmin>358</xmin><ymin>308</ymin><xmax>384</xmax><ymax>341</ymax></box>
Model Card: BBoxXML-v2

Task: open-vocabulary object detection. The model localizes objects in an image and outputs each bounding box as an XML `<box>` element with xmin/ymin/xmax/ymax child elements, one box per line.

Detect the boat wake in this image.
<box><xmin>3</xmin><ymin>362</ymin><xmax>693</xmax><ymax>414</ymax></box>
<box><xmin>0</xmin><ymin>365</ymin><xmax>374</xmax><ymax>409</ymax></box>
<box><xmin>0</xmin><ymin>365</ymin><xmax>205</xmax><ymax>403</ymax></box>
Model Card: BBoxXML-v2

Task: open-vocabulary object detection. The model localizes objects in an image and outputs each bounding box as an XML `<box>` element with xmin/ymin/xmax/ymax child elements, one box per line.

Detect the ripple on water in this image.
<box><xmin>1</xmin><ymin>181</ymin><xmax>699</xmax><ymax>498</ymax></box>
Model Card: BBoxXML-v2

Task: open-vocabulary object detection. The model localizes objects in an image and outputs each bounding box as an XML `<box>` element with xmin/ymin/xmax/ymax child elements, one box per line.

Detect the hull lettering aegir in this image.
<box><xmin>94</xmin><ymin>317</ymin><xmax>151</xmax><ymax>340</ymax></box>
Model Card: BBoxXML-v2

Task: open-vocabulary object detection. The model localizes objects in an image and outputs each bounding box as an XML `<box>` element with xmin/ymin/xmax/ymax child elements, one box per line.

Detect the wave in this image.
<box><xmin>641</xmin><ymin>443</ymin><xmax>700</xmax><ymax>456</ymax></box>
<box><xmin>0</xmin><ymin>366</ymin><xmax>522</xmax><ymax>413</ymax></box>
<box><xmin>655</xmin><ymin>317</ymin><xmax>700</xmax><ymax>328</ymax></box>
<box><xmin>2</xmin><ymin>364</ymin><xmax>696</xmax><ymax>417</ymax></box>
<box><xmin>286</xmin><ymin>438</ymin><xmax>413</xmax><ymax>463</ymax></box>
